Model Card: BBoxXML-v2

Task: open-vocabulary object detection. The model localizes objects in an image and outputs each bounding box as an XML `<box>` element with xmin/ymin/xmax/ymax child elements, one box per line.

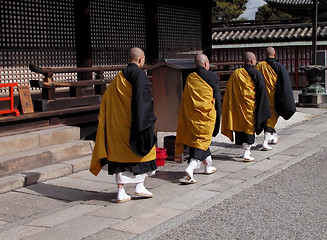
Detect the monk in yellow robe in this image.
<box><xmin>90</xmin><ymin>47</ymin><xmax>157</xmax><ymax>203</ymax></box>
<box><xmin>256</xmin><ymin>47</ymin><xmax>296</xmax><ymax>150</ymax></box>
<box><xmin>221</xmin><ymin>52</ymin><xmax>271</xmax><ymax>162</ymax></box>
<box><xmin>175</xmin><ymin>54</ymin><xmax>221</xmax><ymax>184</ymax></box>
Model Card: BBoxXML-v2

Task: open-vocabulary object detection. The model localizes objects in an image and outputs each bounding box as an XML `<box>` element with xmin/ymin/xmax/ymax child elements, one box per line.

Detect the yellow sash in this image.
<box><xmin>256</xmin><ymin>61</ymin><xmax>279</xmax><ymax>128</ymax></box>
<box><xmin>175</xmin><ymin>72</ymin><xmax>216</xmax><ymax>156</ymax></box>
<box><xmin>221</xmin><ymin>68</ymin><xmax>256</xmax><ymax>142</ymax></box>
<box><xmin>90</xmin><ymin>72</ymin><xmax>156</xmax><ymax>176</ymax></box>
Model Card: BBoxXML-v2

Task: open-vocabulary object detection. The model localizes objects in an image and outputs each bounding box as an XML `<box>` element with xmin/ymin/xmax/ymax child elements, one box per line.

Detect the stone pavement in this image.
<box><xmin>0</xmin><ymin>107</ymin><xmax>327</xmax><ymax>240</ymax></box>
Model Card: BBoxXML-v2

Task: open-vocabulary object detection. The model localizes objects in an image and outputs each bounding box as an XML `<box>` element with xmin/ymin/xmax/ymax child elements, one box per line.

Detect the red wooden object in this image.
<box><xmin>0</xmin><ymin>83</ymin><xmax>20</xmax><ymax>116</ymax></box>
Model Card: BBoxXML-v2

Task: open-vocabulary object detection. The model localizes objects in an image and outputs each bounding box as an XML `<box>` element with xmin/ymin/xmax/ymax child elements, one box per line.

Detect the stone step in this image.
<box><xmin>0</xmin><ymin>140</ymin><xmax>94</xmax><ymax>178</ymax></box>
<box><xmin>0</xmin><ymin>125</ymin><xmax>80</xmax><ymax>156</ymax></box>
<box><xmin>0</xmin><ymin>154</ymin><xmax>92</xmax><ymax>193</ymax></box>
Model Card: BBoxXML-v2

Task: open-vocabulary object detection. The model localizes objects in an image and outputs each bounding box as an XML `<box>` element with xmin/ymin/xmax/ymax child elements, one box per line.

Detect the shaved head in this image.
<box><xmin>129</xmin><ymin>47</ymin><xmax>145</xmax><ymax>62</ymax></box>
<box><xmin>243</xmin><ymin>52</ymin><xmax>256</xmax><ymax>66</ymax></box>
<box><xmin>266</xmin><ymin>47</ymin><xmax>276</xmax><ymax>58</ymax></box>
<box><xmin>128</xmin><ymin>47</ymin><xmax>145</xmax><ymax>68</ymax></box>
<box><xmin>194</xmin><ymin>54</ymin><xmax>210</xmax><ymax>70</ymax></box>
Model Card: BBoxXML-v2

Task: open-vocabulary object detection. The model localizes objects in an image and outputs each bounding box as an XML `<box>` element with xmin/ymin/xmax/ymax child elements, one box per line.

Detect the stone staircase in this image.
<box><xmin>0</xmin><ymin>125</ymin><xmax>94</xmax><ymax>193</ymax></box>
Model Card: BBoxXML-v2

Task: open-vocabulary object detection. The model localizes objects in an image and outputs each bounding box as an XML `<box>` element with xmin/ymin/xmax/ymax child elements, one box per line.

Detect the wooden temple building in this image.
<box><xmin>212</xmin><ymin>0</ymin><xmax>327</xmax><ymax>88</ymax></box>
<box><xmin>0</xmin><ymin>0</ymin><xmax>212</xmax><ymax>133</ymax></box>
<box><xmin>1</xmin><ymin>0</ymin><xmax>327</xmax><ymax>133</ymax></box>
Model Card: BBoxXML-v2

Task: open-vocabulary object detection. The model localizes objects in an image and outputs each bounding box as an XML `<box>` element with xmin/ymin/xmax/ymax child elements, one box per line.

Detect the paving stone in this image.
<box><xmin>305</xmin><ymin>123</ymin><xmax>327</xmax><ymax>133</ymax></box>
<box><xmin>83</xmin><ymin>228</ymin><xmax>136</xmax><ymax>240</ymax></box>
<box><xmin>266</xmin><ymin>154</ymin><xmax>293</xmax><ymax>162</ymax></box>
<box><xmin>215</xmin><ymin>159</ymin><xmax>253</xmax><ymax>173</ymax></box>
<box><xmin>278</xmin><ymin>146</ymin><xmax>312</xmax><ymax>157</ymax></box>
<box><xmin>24</xmin><ymin>215</ymin><xmax>121</xmax><ymax>240</ymax></box>
<box><xmin>0</xmin><ymin>150</ymin><xmax>53</xmax><ymax>178</ymax></box>
<box><xmin>0</xmin><ymin>134</ymin><xmax>39</xmax><ymax>156</ymax></box>
<box><xmin>63</xmin><ymin>155</ymin><xmax>92</xmax><ymax>173</ymax></box>
<box><xmin>0</xmin><ymin>191</ymin><xmax>65</xmax><ymax>223</ymax></box>
<box><xmin>246</xmin><ymin>159</ymin><xmax>284</xmax><ymax>171</ymax></box>
<box><xmin>80</xmin><ymin>191</ymin><xmax>117</xmax><ymax>206</ymax></box>
<box><xmin>0</xmin><ymin>191</ymin><xmax>65</xmax><ymax>210</ymax></box>
<box><xmin>39</xmin><ymin>125</ymin><xmax>80</xmax><ymax>147</ymax></box>
<box><xmin>90</xmin><ymin>195</ymin><xmax>163</xmax><ymax>220</ymax></box>
<box><xmin>272</xmin><ymin>137</ymin><xmax>303</xmax><ymax>149</ymax></box>
<box><xmin>144</xmin><ymin>174</ymin><xmax>173</xmax><ymax>189</ymax></box>
<box><xmin>157</xmin><ymin>161</ymin><xmax>186</xmax><ymax>173</ymax></box>
<box><xmin>45</xmin><ymin>176</ymin><xmax>111</xmax><ymax>192</ymax></box>
<box><xmin>0</xmin><ymin>225</ymin><xmax>46</xmax><ymax>240</ymax></box>
<box><xmin>308</xmin><ymin>133</ymin><xmax>327</xmax><ymax>142</ymax></box>
<box><xmin>111</xmin><ymin>206</ymin><xmax>182</xmax><ymax>235</ymax></box>
<box><xmin>151</xmin><ymin>181</ymin><xmax>199</xmax><ymax>202</ymax></box>
<box><xmin>0</xmin><ymin>220</ymin><xmax>7</xmax><ymax>226</ymax></box>
<box><xmin>17</xmin><ymin>182</ymin><xmax>101</xmax><ymax>202</ymax></box>
<box><xmin>161</xmin><ymin>189</ymin><xmax>219</xmax><ymax>211</ymax></box>
<box><xmin>200</xmin><ymin>178</ymin><xmax>244</xmax><ymax>192</ymax></box>
<box><xmin>226</xmin><ymin>168</ymin><xmax>265</xmax><ymax>180</ymax></box>
<box><xmin>27</xmin><ymin>204</ymin><xmax>103</xmax><ymax>228</ymax></box>
<box><xmin>70</xmin><ymin>169</ymin><xmax>115</xmax><ymax>184</ymax></box>
<box><xmin>50</xmin><ymin>140</ymin><xmax>93</xmax><ymax>162</ymax></box>
<box><xmin>251</xmin><ymin>150</ymin><xmax>275</xmax><ymax>161</ymax></box>
<box><xmin>151</xmin><ymin>169</ymin><xmax>185</xmax><ymax>184</ymax></box>
<box><xmin>23</xmin><ymin>163</ymin><xmax>73</xmax><ymax>186</ymax></box>
<box><xmin>290</xmin><ymin>131</ymin><xmax>321</xmax><ymax>139</ymax></box>
<box><xmin>0</xmin><ymin>174</ymin><xmax>25</xmax><ymax>193</ymax></box>
<box><xmin>0</xmin><ymin>200</ymin><xmax>43</xmax><ymax>223</ymax></box>
<box><xmin>192</xmin><ymin>170</ymin><xmax>230</xmax><ymax>185</ymax></box>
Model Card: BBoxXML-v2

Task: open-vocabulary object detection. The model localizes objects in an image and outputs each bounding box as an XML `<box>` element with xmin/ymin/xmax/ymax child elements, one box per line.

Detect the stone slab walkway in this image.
<box><xmin>0</xmin><ymin>107</ymin><xmax>326</xmax><ymax>240</ymax></box>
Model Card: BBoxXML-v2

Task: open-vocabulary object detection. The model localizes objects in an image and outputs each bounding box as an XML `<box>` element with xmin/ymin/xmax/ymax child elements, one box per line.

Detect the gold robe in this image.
<box><xmin>221</xmin><ymin>68</ymin><xmax>256</xmax><ymax>142</ymax></box>
<box><xmin>175</xmin><ymin>72</ymin><xmax>216</xmax><ymax>156</ymax></box>
<box><xmin>256</xmin><ymin>61</ymin><xmax>279</xmax><ymax>128</ymax></box>
<box><xmin>90</xmin><ymin>72</ymin><xmax>156</xmax><ymax>176</ymax></box>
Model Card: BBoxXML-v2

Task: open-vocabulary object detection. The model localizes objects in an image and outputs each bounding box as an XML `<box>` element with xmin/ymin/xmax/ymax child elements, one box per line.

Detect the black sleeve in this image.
<box><xmin>244</xmin><ymin>67</ymin><xmax>271</xmax><ymax>135</ymax></box>
<box><xmin>196</xmin><ymin>69</ymin><xmax>222</xmax><ymax>137</ymax></box>
<box><xmin>212</xmin><ymin>74</ymin><xmax>222</xmax><ymax>137</ymax></box>
<box><xmin>124</xmin><ymin>67</ymin><xmax>157</xmax><ymax>156</ymax></box>
<box><xmin>268</xmin><ymin>61</ymin><xmax>296</xmax><ymax>120</ymax></box>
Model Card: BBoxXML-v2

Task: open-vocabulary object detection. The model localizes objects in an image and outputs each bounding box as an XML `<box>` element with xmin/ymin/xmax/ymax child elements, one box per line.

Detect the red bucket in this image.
<box><xmin>156</xmin><ymin>148</ymin><xmax>168</xmax><ymax>166</ymax></box>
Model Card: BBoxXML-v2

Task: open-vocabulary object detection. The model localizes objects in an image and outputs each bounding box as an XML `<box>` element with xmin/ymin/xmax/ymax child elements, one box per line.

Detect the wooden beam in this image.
<box><xmin>202</xmin><ymin>0</ymin><xmax>213</xmax><ymax>60</ymax></box>
<box><xmin>145</xmin><ymin>0</ymin><xmax>159</xmax><ymax>64</ymax></box>
<box><xmin>74</xmin><ymin>0</ymin><xmax>92</xmax><ymax>80</ymax></box>
<box><xmin>312</xmin><ymin>0</ymin><xmax>318</xmax><ymax>65</ymax></box>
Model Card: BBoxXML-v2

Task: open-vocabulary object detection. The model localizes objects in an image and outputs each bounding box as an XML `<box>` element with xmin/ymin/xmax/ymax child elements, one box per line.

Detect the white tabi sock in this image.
<box><xmin>135</xmin><ymin>182</ymin><xmax>153</xmax><ymax>196</ymax></box>
<box><xmin>117</xmin><ymin>188</ymin><xmax>130</xmax><ymax>201</ymax></box>
<box><xmin>204</xmin><ymin>155</ymin><xmax>213</xmax><ymax>166</ymax></box>
<box><xmin>262</xmin><ymin>132</ymin><xmax>272</xmax><ymax>150</ymax></box>
<box><xmin>186</xmin><ymin>158</ymin><xmax>201</xmax><ymax>180</ymax></box>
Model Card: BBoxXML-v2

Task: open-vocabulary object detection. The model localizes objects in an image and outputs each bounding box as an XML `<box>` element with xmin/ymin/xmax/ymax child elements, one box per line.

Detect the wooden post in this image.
<box><xmin>295</xmin><ymin>46</ymin><xmax>299</xmax><ymax>89</ymax></box>
<box><xmin>201</xmin><ymin>0</ymin><xmax>213</xmax><ymax>60</ymax></box>
<box><xmin>312</xmin><ymin>0</ymin><xmax>318</xmax><ymax>65</ymax></box>
<box><xmin>74</xmin><ymin>0</ymin><xmax>92</xmax><ymax>81</ymax></box>
<box><xmin>144</xmin><ymin>0</ymin><xmax>159</xmax><ymax>65</ymax></box>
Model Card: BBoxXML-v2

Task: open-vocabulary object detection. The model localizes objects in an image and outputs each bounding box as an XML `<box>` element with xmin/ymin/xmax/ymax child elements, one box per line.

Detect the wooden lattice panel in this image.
<box><xmin>0</xmin><ymin>0</ymin><xmax>76</xmax><ymax>92</ymax></box>
<box><xmin>90</xmin><ymin>0</ymin><xmax>147</xmax><ymax>67</ymax></box>
<box><xmin>158</xmin><ymin>4</ymin><xmax>202</xmax><ymax>60</ymax></box>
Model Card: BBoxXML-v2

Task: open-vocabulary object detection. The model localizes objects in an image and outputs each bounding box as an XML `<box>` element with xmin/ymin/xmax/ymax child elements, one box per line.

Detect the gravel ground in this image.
<box><xmin>156</xmin><ymin>146</ymin><xmax>327</xmax><ymax>240</ymax></box>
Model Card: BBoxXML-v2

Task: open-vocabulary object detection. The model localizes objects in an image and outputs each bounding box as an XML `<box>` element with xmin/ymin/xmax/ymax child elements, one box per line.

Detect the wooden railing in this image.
<box><xmin>29</xmin><ymin>65</ymin><xmax>128</xmax><ymax>111</ymax></box>
<box><xmin>0</xmin><ymin>83</ymin><xmax>20</xmax><ymax>116</ymax></box>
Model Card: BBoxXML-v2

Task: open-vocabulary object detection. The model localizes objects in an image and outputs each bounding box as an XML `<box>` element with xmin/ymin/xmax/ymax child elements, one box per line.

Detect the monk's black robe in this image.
<box><xmin>265</xmin><ymin>58</ymin><xmax>296</xmax><ymax>120</ymax></box>
<box><xmin>176</xmin><ymin>67</ymin><xmax>221</xmax><ymax>161</ymax></box>
<box><xmin>90</xmin><ymin>63</ymin><xmax>157</xmax><ymax>176</ymax></box>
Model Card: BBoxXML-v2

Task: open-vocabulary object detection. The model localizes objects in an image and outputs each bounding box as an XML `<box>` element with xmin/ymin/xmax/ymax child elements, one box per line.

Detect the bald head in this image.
<box><xmin>128</xmin><ymin>47</ymin><xmax>145</xmax><ymax>68</ymax></box>
<box><xmin>266</xmin><ymin>47</ymin><xmax>276</xmax><ymax>58</ymax></box>
<box><xmin>195</xmin><ymin>54</ymin><xmax>210</xmax><ymax>70</ymax></box>
<box><xmin>243</xmin><ymin>52</ymin><xmax>257</xmax><ymax>66</ymax></box>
